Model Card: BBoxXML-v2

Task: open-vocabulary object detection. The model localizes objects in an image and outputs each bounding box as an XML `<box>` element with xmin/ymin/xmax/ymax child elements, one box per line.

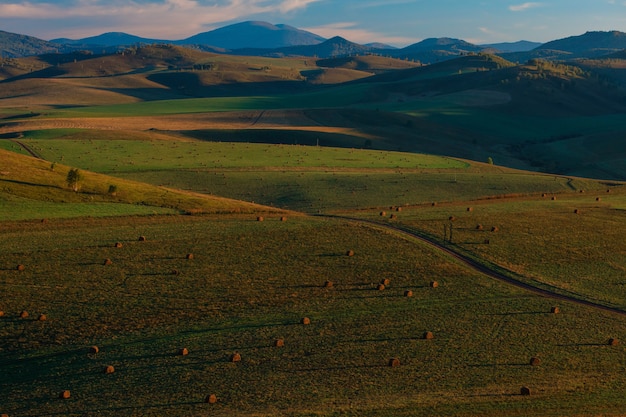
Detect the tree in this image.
<box><xmin>487</xmin><ymin>157</ymin><xmax>494</xmax><ymax>165</ymax></box>
<box><xmin>66</xmin><ymin>168</ymin><xmax>82</xmax><ymax>192</ymax></box>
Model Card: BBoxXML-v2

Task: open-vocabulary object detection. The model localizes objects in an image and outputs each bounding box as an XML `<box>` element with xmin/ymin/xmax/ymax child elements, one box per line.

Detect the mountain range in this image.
<box><xmin>1</xmin><ymin>21</ymin><xmax>625</xmax><ymax>64</ymax></box>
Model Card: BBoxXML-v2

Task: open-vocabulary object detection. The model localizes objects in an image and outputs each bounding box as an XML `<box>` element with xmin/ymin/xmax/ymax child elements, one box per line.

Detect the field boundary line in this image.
<box><xmin>320</xmin><ymin>214</ymin><xmax>626</xmax><ymax>317</ymax></box>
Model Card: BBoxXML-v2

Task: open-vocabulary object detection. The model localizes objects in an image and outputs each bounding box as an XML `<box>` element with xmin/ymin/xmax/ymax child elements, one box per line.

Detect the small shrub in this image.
<box><xmin>520</xmin><ymin>386</ymin><xmax>531</xmax><ymax>396</ymax></box>
<box><xmin>59</xmin><ymin>390</ymin><xmax>71</xmax><ymax>399</ymax></box>
<box><xmin>388</xmin><ymin>358</ymin><xmax>401</xmax><ymax>367</ymax></box>
<box><xmin>205</xmin><ymin>394</ymin><xmax>218</xmax><ymax>404</ymax></box>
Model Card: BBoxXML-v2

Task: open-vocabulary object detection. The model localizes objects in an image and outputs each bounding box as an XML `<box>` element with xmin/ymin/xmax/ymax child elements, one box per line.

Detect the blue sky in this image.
<box><xmin>1</xmin><ymin>0</ymin><xmax>626</xmax><ymax>46</ymax></box>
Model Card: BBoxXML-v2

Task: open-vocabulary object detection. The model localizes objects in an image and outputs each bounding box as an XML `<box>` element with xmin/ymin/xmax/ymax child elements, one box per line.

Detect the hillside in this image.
<box><xmin>0</xmin><ymin>30</ymin><xmax>63</xmax><ymax>58</ymax></box>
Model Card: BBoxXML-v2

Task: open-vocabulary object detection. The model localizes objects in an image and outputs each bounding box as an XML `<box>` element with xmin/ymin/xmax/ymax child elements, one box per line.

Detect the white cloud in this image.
<box><xmin>509</xmin><ymin>2</ymin><xmax>543</xmax><ymax>12</ymax></box>
<box><xmin>0</xmin><ymin>0</ymin><xmax>323</xmax><ymax>39</ymax></box>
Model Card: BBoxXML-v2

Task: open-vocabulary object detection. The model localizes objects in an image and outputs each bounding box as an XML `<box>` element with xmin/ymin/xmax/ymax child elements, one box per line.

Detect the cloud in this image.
<box><xmin>509</xmin><ymin>2</ymin><xmax>543</xmax><ymax>12</ymax></box>
<box><xmin>303</xmin><ymin>22</ymin><xmax>417</xmax><ymax>46</ymax></box>
<box><xmin>0</xmin><ymin>0</ymin><xmax>323</xmax><ymax>39</ymax></box>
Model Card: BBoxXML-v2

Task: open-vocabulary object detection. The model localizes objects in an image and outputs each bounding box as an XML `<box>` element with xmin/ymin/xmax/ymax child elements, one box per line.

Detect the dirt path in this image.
<box><xmin>11</xmin><ymin>140</ymin><xmax>41</xmax><ymax>159</ymax></box>
<box><xmin>325</xmin><ymin>215</ymin><xmax>626</xmax><ymax>317</ymax></box>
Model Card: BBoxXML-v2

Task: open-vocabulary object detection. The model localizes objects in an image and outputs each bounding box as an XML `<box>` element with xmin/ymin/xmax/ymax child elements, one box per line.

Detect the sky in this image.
<box><xmin>1</xmin><ymin>0</ymin><xmax>626</xmax><ymax>47</ymax></box>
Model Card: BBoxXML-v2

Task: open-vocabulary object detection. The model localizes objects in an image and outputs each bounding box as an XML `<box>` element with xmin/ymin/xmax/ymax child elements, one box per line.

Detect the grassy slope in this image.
<box><xmin>2</xmin><ymin>215</ymin><xmax>626</xmax><ymax>416</ymax></box>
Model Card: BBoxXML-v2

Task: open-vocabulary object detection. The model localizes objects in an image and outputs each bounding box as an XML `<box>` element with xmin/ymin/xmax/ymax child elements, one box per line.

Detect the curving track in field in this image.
<box><xmin>324</xmin><ymin>215</ymin><xmax>626</xmax><ymax>317</ymax></box>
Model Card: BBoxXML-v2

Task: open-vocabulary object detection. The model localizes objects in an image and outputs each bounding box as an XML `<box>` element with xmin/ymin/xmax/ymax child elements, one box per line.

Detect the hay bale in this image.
<box><xmin>484</xmin><ymin>239</ymin><xmax>490</xmax><ymax>244</ymax></box>
<box><xmin>491</xmin><ymin>226</ymin><xmax>499</xmax><ymax>232</ymax></box>
<box><xmin>114</xmin><ymin>242</ymin><xmax>123</xmax><ymax>248</ymax></box>
<box><xmin>171</xmin><ymin>269</ymin><xmax>179</xmax><ymax>276</ymax></box>
<box><xmin>377</xmin><ymin>284</ymin><xmax>386</xmax><ymax>291</ymax></box>
<box><xmin>138</xmin><ymin>236</ymin><xmax>147</xmax><ymax>241</ymax></box>
<box><xmin>396</xmin><ymin>207</ymin><xmax>402</xmax><ymax>212</ymax></box>
<box><xmin>274</xmin><ymin>339</ymin><xmax>285</xmax><ymax>347</ymax></box>
<box><xmin>607</xmin><ymin>189</ymin><xmax>611</xmax><ymax>193</ymax></box>
<box><xmin>205</xmin><ymin>394</ymin><xmax>218</xmax><ymax>404</ymax></box>
<box><xmin>404</xmin><ymin>290</ymin><xmax>413</xmax><ymax>297</ymax></box>
<box><xmin>520</xmin><ymin>386</ymin><xmax>531</xmax><ymax>396</ymax></box>
<box><xmin>390</xmin><ymin>214</ymin><xmax>397</xmax><ymax>220</ymax></box>
<box><xmin>20</xmin><ymin>311</ymin><xmax>28</xmax><ymax>319</ymax></box>
<box><xmin>550</xmin><ymin>306</ymin><xmax>560</xmax><ymax>314</ymax></box>
<box><xmin>186</xmin><ymin>253</ymin><xmax>194</xmax><ymax>260</ymax></box>
<box><xmin>380</xmin><ymin>278</ymin><xmax>391</xmax><ymax>286</ymax></box>
<box><xmin>104</xmin><ymin>365</ymin><xmax>115</xmax><ymax>374</ymax></box>
<box><xmin>59</xmin><ymin>390</ymin><xmax>71</xmax><ymax>399</ymax></box>
<box><xmin>257</xmin><ymin>216</ymin><xmax>264</xmax><ymax>222</ymax></box>
<box><xmin>467</xmin><ymin>207</ymin><xmax>473</xmax><ymax>212</ymax></box>
<box><xmin>423</xmin><ymin>331</ymin><xmax>434</xmax><ymax>340</ymax></box>
<box><xmin>230</xmin><ymin>353</ymin><xmax>242</xmax><ymax>363</ymax></box>
<box><xmin>280</xmin><ymin>216</ymin><xmax>287</xmax><ymax>222</ymax></box>
<box><xmin>529</xmin><ymin>357</ymin><xmax>541</xmax><ymax>366</ymax></box>
<box><xmin>448</xmin><ymin>216</ymin><xmax>456</xmax><ymax>222</ymax></box>
<box><xmin>574</xmin><ymin>209</ymin><xmax>580</xmax><ymax>214</ymax></box>
<box><xmin>388</xmin><ymin>357</ymin><xmax>401</xmax><ymax>367</ymax></box>
<box><xmin>16</xmin><ymin>264</ymin><xmax>25</xmax><ymax>271</ymax></box>
<box><xmin>551</xmin><ymin>196</ymin><xmax>557</xmax><ymax>201</ymax></box>
<box><xmin>596</xmin><ymin>197</ymin><xmax>602</xmax><ymax>202</ymax></box>
<box><xmin>346</xmin><ymin>250</ymin><xmax>355</xmax><ymax>257</ymax></box>
<box><xmin>103</xmin><ymin>258</ymin><xmax>112</xmax><ymax>266</ymax></box>
<box><xmin>608</xmin><ymin>338</ymin><xmax>619</xmax><ymax>346</ymax></box>
<box><xmin>179</xmin><ymin>347</ymin><xmax>189</xmax><ymax>356</ymax></box>
<box><xmin>0</xmin><ymin>311</ymin><xmax>4</xmax><ymax>317</ymax></box>
<box><xmin>476</xmin><ymin>224</ymin><xmax>484</xmax><ymax>230</ymax></box>
<box><xmin>324</xmin><ymin>281</ymin><xmax>333</xmax><ymax>288</ymax></box>
<box><xmin>89</xmin><ymin>346</ymin><xmax>99</xmax><ymax>354</ymax></box>
<box><xmin>301</xmin><ymin>317</ymin><xmax>311</xmax><ymax>325</ymax></box>
<box><xmin>38</xmin><ymin>314</ymin><xmax>47</xmax><ymax>321</ymax></box>
<box><xmin>430</xmin><ymin>281</ymin><xmax>439</xmax><ymax>288</ymax></box>
<box><xmin>541</xmin><ymin>193</ymin><xmax>547</xmax><ymax>198</ymax></box>
<box><xmin>380</xmin><ymin>211</ymin><xmax>386</xmax><ymax>217</ymax></box>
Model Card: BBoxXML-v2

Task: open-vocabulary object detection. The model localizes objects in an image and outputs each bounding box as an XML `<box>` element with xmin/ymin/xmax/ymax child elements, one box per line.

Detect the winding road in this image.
<box><xmin>324</xmin><ymin>214</ymin><xmax>626</xmax><ymax>317</ymax></box>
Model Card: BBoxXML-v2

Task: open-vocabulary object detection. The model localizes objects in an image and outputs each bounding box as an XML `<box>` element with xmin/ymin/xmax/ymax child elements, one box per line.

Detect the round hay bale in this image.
<box><xmin>103</xmin><ymin>258</ymin><xmax>112</xmax><ymax>266</ymax></box>
<box><xmin>324</xmin><ymin>281</ymin><xmax>333</xmax><ymax>288</ymax></box>
<box><xmin>431</xmin><ymin>202</ymin><xmax>437</xmax><ymax>207</ymax></box>
<box><xmin>380</xmin><ymin>211</ymin><xmax>386</xmax><ymax>217</ymax></box>
<box><xmin>520</xmin><ymin>386</ymin><xmax>531</xmax><ymax>396</ymax></box>
<box><xmin>274</xmin><ymin>339</ymin><xmax>285</xmax><ymax>347</ymax></box>
<box><xmin>550</xmin><ymin>306</ymin><xmax>560</xmax><ymax>314</ymax></box>
<box><xmin>484</xmin><ymin>239</ymin><xmax>490</xmax><ymax>245</ymax></box>
<box><xmin>467</xmin><ymin>207</ymin><xmax>473</xmax><ymax>212</ymax></box>
<box><xmin>551</xmin><ymin>196</ymin><xmax>557</xmax><ymax>201</ymax></box>
<box><xmin>171</xmin><ymin>269</ymin><xmax>179</xmax><ymax>276</ymax></box>
<box><xmin>580</xmin><ymin>190</ymin><xmax>585</xmax><ymax>193</ymax></box>
<box><xmin>0</xmin><ymin>311</ymin><xmax>4</xmax><ymax>317</ymax></box>
<box><xmin>390</xmin><ymin>214</ymin><xmax>397</xmax><ymax>220</ymax></box>
<box><xmin>448</xmin><ymin>216</ymin><xmax>456</xmax><ymax>222</ymax></box>
<box><xmin>42</xmin><ymin>218</ymin><xmax>48</xmax><ymax>223</ymax></box>
<box><xmin>59</xmin><ymin>390</ymin><xmax>71</xmax><ymax>399</ymax></box>
<box><xmin>388</xmin><ymin>357</ymin><xmax>401</xmax><ymax>367</ymax></box>
<box><xmin>541</xmin><ymin>193</ymin><xmax>547</xmax><ymax>198</ymax></box>
<box><xmin>179</xmin><ymin>347</ymin><xmax>189</xmax><ymax>356</ymax></box>
<box><xmin>607</xmin><ymin>189</ymin><xmax>611</xmax><ymax>193</ymax></box>
<box><xmin>2</xmin><ymin>413</ymin><xmax>9</xmax><ymax>417</ymax></box>
<box><xmin>346</xmin><ymin>250</ymin><xmax>355</xmax><ymax>257</ymax></box>
<box><xmin>89</xmin><ymin>345</ymin><xmax>99</xmax><ymax>354</ymax></box>
<box><xmin>38</xmin><ymin>314</ymin><xmax>47</xmax><ymax>321</ymax></box>
<box><xmin>529</xmin><ymin>357</ymin><xmax>541</xmax><ymax>366</ymax></box>
<box><xmin>186</xmin><ymin>253</ymin><xmax>194</xmax><ymax>260</ymax></box>
<box><xmin>19</xmin><ymin>311</ymin><xmax>28</xmax><ymax>319</ymax></box>
<box><xmin>404</xmin><ymin>290</ymin><xmax>414</xmax><ymax>297</ymax></box>
<box><xmin>301</xmin><ymin>317</ymin><xmax>311</xmax><ymax>325</ymax></box>
<box><xmin>16</xmin><ymin>264</ymin><xmax>25</xmax><ymax>271</ymax></box>
<box><xmin>430</xmin><ymin>281</ymin><xmax>439</xmax><ymax>288</ymax></box>
<box><xmin>596</xmin><ymin>197</ymin><xmax>602</xmax><ymax>202</ymax></box>
<box><xmin>257</xmin><ymin>216</ymin><xmax>264</xmax><ymax>222</ymax></box>
<box><xmin>377</xmin><ymin>283</ymin><xmax>386</xmax><ymax>291</ymax></box>
<box><xmin>114</xmin><ymin>242</ymin><xmax>123</xmax><ymax>248</ymax></box>
<box><xmin>423</xmin><ymin>331</ymin><xmax>434</xmax><ymax>340</ymax></box>
<box><xmin>491</xmin><ymin>226</ymin><xmax>499</xmax><ymax>232</ymax></box>
<box><xmin>280</xmin><ymin>216</ymin><xmax>287</xmax><ymax>222</ymax></box>
<box><xmin>608</xmin><ymin>338</ymin><xmax>619</xmax><ymax>346</ymax></box>
<box><xmin>205</xmin><ymin>394</ymin><xmax>218</xmax><ymax>404</ymax></box>
<box><xmin>476</xmin><ymin>224</ymin><xmax>484</xmax><ymax>230</ymax></box>
<box><xmin>104</xmin><ymin>365</ymin><xmax>115</xmax><ymax>374</ymax></box>
<box><xmin>230</xmin><ymin>353</ymin><xmax>242</xmax><ymax>363</ymax></box>
<box><xmin>574</xmin><ymin>209</ymin><xmax>580</xmax><ymax>214</ymax></box>
<box><xmin>380</xmin><ymin>278</ymin><xmax>391</xmax><ymax>286</ymax></box>
<box><xmin>396</xmin><ymin>207</ymin><xmax>402</xmax><ymax>212</ymax></box>
<box><xmin>138</xmin><ymin>235</ymin><xmax>146</xmax><ymax>241</ymax></box>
